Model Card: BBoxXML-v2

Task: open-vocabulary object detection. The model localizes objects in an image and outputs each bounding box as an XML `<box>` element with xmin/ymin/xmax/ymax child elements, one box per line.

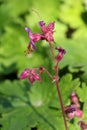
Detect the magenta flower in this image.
<box><xmin>20</xmin><ymin>69</ymin><xmax>30</xmax><ymax>79</ymax></box>
<box><xmin>71</xmin><ymin>92</ymin><xmax>79</xmax><ymax>105</ymax></box>
<box><xmin>78</xmin><ymin>121</ymin><xmax>87</xmax><ymax>130</ymax></box>
<box><xmin>39</xmin><ymin>21</ymin><xmax>55</xmax><ymax>43</ymax></box>
<box><xmin>75</xmin><ymin>109</ymin><xmax>83</xmax><ymax>118</ymax></box>
<box><xmin>67</xmin><ymin>112</ymin><xmax>75</xmax><ymax>121</ymax></box>
<box><xmin>64</xmin><ymin>104</ymin><xmax>77</xmax><ymax>114</ymax></box>
<box><xmin>64</xmin><ymin>104</ymin><xmax>83</xmax><ymax>120</ymax></box>
<box><xmin>55</xmin><ymin>47</ymin><xmax>66</xmax><ymax>62</ymax></box>
<box><xmin>25</xmin><ymin>27</ymin><xmax>42</xmax><ymax>53</ymax></box>
<box><xmin>20</xmin><ymin>68</ymin><xmax>41</xmax><ymax>84</ymax></box>
<box><xmin>67</xmin><ymin>109</ymin><xmax>82</xmax><ymax>120</ymax></box>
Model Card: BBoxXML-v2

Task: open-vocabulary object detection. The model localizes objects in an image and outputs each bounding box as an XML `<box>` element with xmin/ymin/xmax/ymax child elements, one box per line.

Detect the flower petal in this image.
<box><xmin>39</xmin><ymin>21</ymin><xmax>45</xmax><ymax>27</ymax></box>
<box><xmin>55</xmin><ymin>47</ymin><xmax>66</xmax><ymax>54</ymax></box>
<box><xmin>29</xmin><ymin>76</ymin><xmax>35</xmax><ymax>84</ymax></box>
<box><xmin>25</xmin><ymin>27</ymin><xmax>30</xmax><ymax>33</ymax></box>
<box><xmin>20</xmin><ymin>69</ymin><xmax>30</xmax><ymax>79</ymax></box>
<box><xmin>47</xmin><ymin>22</ymin><xmax>55</xmax><ymax>31</ymax></box>
<box><xmin>30</xmin><ymin>40</ymin><xmax>36</xmax><ymax>50</ymax></box>
<box><xmin>75</xmin><ymin>109</ymin><xmax>83</xmax><ymax>118</ymax></box>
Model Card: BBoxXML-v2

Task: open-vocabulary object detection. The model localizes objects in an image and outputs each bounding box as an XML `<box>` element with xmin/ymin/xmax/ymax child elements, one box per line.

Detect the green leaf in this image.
<box><xmin>59</xmin><ymin>0</ymin><xmax>84</xmax><ymax>28</ymax></box>
<box><xmin>68</xmin><ymin>119</ymin><xmax>80</xmax><ymax>130</ymax></box>
<box><xmin>0</xmin><ymin>106</ymin><xmax>64</xmax><ymax>130</ymax></box>
<box><xmin>0</xmin><ymin>75</ymin><xmax>83</xmax><ymax>130</ymax></box>
<box><xmin>0</xmin><ymin>4</ymin><xmax>11</xmax><ymax>29</ymax></box>
<box><xmin>25</xmin><ymin>0</ymin><xmax>61</xmax><ymax>27</ymax></box>
<box><xmin>59</xmin><ymin>74</ymin><xmax>80</xmax><ymax>103</ymax></box>
<box><xmin>55</xmin><ymin>37</ymin><xmax>87</xmax><ymax>83</ymax></box>
<box><xmin>0</xmin><ymin>24</ymin><xmax>46</xmax><ymax>75</ymax></box>
<box><xmin>0</xmin><ymin>80</ymin><xmax>30</xmax><ymax>102</ymax></box>
<box><xmin>0</xmin><ymin>107</ymin><xmax>33</xmax><ymax>130</ymax></box>
<box><xmin>83</xmin><ymin>102</ymin><xmax>87</xmax><ymax>120</ymax></box>
<box><xmin>0</xmin><ymin>80</ymin><xmax>65</xmax><ymax>130</ymax></box>
<box><xmin>76</xmin><ymin>82</ymin><xmax>87</xmax><ymax>102</ymax></box>
<box><xmin>76</xmin><ymin>83</ymin><xmax>87</xmax><ymax>121</ymax></box>
<box><xmin>49</xmin><ymin>74</ymin><xmax>80</xmax><ymax>108</ymax></box>
<box><xmin>6</xmin><ymin>0</ymin><xmax>32</xmax><ymax>17</ymax></box>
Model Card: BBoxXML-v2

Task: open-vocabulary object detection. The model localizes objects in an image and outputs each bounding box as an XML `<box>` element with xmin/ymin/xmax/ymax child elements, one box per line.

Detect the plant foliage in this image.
<box><xmin>0</xmin><ymin>0</ymin><xmax>87</xmax><ymax>130</ymax></box>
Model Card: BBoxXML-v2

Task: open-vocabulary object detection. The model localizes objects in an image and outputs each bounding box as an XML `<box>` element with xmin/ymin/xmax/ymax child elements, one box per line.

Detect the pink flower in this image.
<box><xmin>64</xmin><ymin>104</ymin><xmax>83</xmax><ymax>120</ymax></box>
<box><xmin>20</xmin><ymin>68</ymin><xmax>41</xmax><ymax>84</ymax></box>
<box><xmin>25</xmin><ymin>27</ymin><xmax>42</xmax><ymax>54</ymax></box>
<box><xmin>20</xmin><ymin>69</ymin><xmax>30</xmax><ymax>79</ymax></box>
<box><xmin>75</xmin><ymin>109</ymin><xmax>83</xmax><ymax>118</ymax></box>
<box><xmin>39</xmin><ymin>67</ymin><xmax>44</xmax><ymax>74</ymax></box>
<box><xmin>67</xmin><ymin>112</ymin><xmax>75</xmax><ymax>121</ymax></box>
<box><xmin>71</xmin><ymin>92</ymin><xmax>79</xmax><ymax>105</ymax></box>
<box><xmin>64</xmin><ymin>104</ymin><xmax>77</xmax><ymax>114</ymax></box>
<box><xmin>78</xmin><ymin>121</ymin><xmax>87</xmax><ymax>130</ymax></box>
<box><xmin>39</xmin><ymin>21</ymin><xmax>55</xmax><ymax>42</ymax></box>
<box><xmin>55</xmin><ymin>47</ymin><xmax>66</xmax><ymax>62</ymax></box>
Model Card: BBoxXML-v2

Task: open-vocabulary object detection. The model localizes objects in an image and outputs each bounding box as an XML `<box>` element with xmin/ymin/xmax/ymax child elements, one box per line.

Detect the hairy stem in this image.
<box><xmin>55</xmin><ymin>81</ymin><xmax>68</xmax><ymax>130</ymax></box>
<box><xmin>49</xmin><ymin>43</ymin><xmax>68</xmax><ymax>130</ymax></box>
<box><xmin>43</xmin><ymin>68</ymin><xmax>53</xmax><ymax>79</ymax></box>
<box><xmin>49</xmin><ymin>42</ymin><xmax>55</xmax><ymax>60</ymax></box>
<box><xmin>55</xmin><ymin>62</ymin><xmax>68</xmax><ymax>130</ymax></box>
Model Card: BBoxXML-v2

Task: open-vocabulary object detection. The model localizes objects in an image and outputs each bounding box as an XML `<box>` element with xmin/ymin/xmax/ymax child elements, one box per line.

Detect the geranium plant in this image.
<box><xmin>20</xmin><ymin>20</ymin><xmax>84</xmax><ymax>130</ymax></box>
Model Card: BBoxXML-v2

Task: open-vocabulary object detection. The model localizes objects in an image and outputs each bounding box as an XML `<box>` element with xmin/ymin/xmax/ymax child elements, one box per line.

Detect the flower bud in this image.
<box><xmin>75</xmin><ymin>109</ymin><xmax>83</xmax><ymax>118</ymax></box>
<box><xmin>71</xmin><ymin>92</ymin><xmax>79</xmax><ymax>104</ymax></box>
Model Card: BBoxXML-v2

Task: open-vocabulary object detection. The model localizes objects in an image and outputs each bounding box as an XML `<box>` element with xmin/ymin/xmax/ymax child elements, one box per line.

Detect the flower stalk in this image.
<box><xmin>20</xmin><ymin>20</ymin><xmax>68</xmax><ymax>130</ymax></box>
<box><xmin>55</xmin><ymin>81</ymin><xmax>68</xmax><ymax>130</ymax></box>
<box><xmin>49</xmin><ymin>42</ymin><xmax>68</xmax><ymax>130</ymax></box>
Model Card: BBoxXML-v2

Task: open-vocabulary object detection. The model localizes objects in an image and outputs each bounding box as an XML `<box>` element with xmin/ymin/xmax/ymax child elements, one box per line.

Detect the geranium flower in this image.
<box><xmin>20</xmin><ymin>68</ymin><xmax>41</xmax><ymax>84</ymax></box>
<box><xmin>64</xmin><ymin>104</ymin><xmax>83</xmax><ymax>120</ymax></box>
<box><xmin>55</xmin><ymin>47</ymin><xmax>66</xmax><ymax>62</ymax></box>
<box><xmin>39</xmin><ymin>21</ymin><xmax>55</xmax><ymax>43</ymax></box>
<box><xmin>25</xmin><ymin>27</ymin><xmax>42</xmax><ymax>54</ymax></box>
<box><xmin>71</xmin><ymin>92</ymin><xmax>79</xmax><ymax>105</ymax></box>
<box><xmin>78</xmin><ymin>121</ymin><xmax>87</xmax><ymax>130</ymax></box>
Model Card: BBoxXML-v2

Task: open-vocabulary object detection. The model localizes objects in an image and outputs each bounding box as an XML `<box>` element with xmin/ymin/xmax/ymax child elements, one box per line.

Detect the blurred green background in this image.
<box><xmin>0</xmin><ymin>0</ymin><xmax>87</xmax><ymax>81</ymax></box>
<box><xmin>0</xmin><ymin>0</ymin><xmax>87</xmax><ymax>130</ymax></box>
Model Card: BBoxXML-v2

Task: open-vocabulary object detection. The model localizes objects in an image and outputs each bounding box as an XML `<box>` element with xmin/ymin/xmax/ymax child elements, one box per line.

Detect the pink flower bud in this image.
<box><xmin>55</xmin><ymin>47</ymin><xmax>66</xmax><ymax>62</ymax></box>
<box><xmin>71</xmin><ymin>92</ymin><xmax>79</xmax><ymax>104</ymax></box>
<box><xmin>20</xmin><ymin>69</ymin><xmax>30</xmax><ymax>79</ymax></box>
<box><xmin>29</xmin><ymin>76</ymin><xmax>35</xmax><ymax>84</ymax></box>
<box><xmin>67</xmin><ymin>112</ymin><xmax>75</xmax><ymax>120</ymax></box>
<box><xmin>20</xmin><ymin>68</ymin><xmax>41</xmax><ymax>84</ymax></box>
<box><xmin>78</xmin><ymin>121</ymin><xmax>87</xmax><ymax>130</ymax></box>
<box><xmin>39</xmin><ymin>67</ymin><xmax>44</xmax><ymax>74</ymax></box>
<box><xmin>33</xmin><ymin>73</ymin><xmax>41</xmax><ymax>81</ymax></box>
<box><xmin>75</xmin><ymin>109</ymin><xmax>83</xmax><ymax>118</ymax></box>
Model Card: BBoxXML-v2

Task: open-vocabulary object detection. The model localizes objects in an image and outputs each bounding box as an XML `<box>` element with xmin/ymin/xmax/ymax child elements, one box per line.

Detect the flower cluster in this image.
<box><xmin>20</xmin><ymin>20</ymin><xmax>66</xmax><ymax>84</ymax></box>
<box><xmin>39</xmin><ymin>21</ymin><xmax>55</xmax><ymax>42</ymax></box>
<box><xmin>20</xmin><ymin>68</ymin><xmax>41</xmax><ymax>84</ymax></box>
<box><xmin>64</xmin><ymin>92</ymin><xmax>83</xmax><ymax>120</ymax></box>
<box><xmin>25</xmin><ymin>21</ymin><xmax>55</xmax><ymax>54</ymax></box>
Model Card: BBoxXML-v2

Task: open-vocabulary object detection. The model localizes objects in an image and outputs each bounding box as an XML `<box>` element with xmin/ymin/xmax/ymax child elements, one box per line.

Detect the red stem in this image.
<box><xmin>55</xmin><ymin>81</ymin><xmax>68</xmax><ymax>130</ymax></box>
<box><xmin>49</xmin><ymin>42</ymin><xmax>55</xmax><ymax>60</ymax></box>
<box><xmin>49</xmin><ymin>43</ymin><xmax>68</xmax><ymax>130</ymax></box>
<box><xmin>43</xmin><ymin>68</ymin><xmax>53</xmax><ymax>79</ymax></box>
<box><xmin>55</xmin><ymin>62</ymin><xmax>68</xmax><ymax>130</ymax></box>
